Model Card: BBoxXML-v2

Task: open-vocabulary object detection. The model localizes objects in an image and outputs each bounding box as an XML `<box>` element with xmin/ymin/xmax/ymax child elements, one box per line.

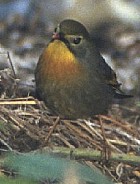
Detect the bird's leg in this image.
<box><xmin>43</xmin><ymin>116</ymin><xmax>60</xmax><ymax>146</ymax></box>
<box><xmin>98</xmin><ymin>115</ymin><xmax>111</xmax><ymax>161</ymax></box>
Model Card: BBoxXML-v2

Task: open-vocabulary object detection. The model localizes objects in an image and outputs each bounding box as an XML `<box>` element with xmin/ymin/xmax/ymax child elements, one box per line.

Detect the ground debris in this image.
<box><xmin>0</xmin><ymin>81</ymin><xmax>139</xmax><ymax>183</ymax></box>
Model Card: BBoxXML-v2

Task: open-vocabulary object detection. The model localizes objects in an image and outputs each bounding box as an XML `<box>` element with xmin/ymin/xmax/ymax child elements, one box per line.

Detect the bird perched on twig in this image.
<box><xmin>35</xmin><ymin>19</ymin><xmax>132</xmax><ymax>119</ymax></box>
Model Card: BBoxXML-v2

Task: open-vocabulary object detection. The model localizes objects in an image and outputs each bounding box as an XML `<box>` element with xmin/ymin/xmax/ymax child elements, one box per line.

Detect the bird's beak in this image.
<box><xmin>52</xmin><ymin>32</ymin><xmax>60</xmax><ymax>39</ymax></box>
<box><xmin>52</xmin><ymin>24</ymin><xmax>61</xmax><ymax>39</ymax></box>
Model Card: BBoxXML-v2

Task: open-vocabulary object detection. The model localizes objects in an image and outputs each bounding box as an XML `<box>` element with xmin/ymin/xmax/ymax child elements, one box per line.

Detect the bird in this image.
<box><xmin>35</xmin><ymin>19</ymin><xmax>132</xmax><ymax>119</ymax></box>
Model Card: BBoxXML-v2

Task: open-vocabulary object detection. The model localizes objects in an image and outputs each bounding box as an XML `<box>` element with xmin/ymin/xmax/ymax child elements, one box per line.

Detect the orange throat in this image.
<box><xmin>40</xmin><ymin>40</ymin><xmax>87</xmax><ymax>82</ymax></box>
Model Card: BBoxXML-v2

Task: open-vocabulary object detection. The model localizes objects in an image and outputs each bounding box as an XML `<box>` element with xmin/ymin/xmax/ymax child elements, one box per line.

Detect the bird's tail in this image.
<box><xmin>114</xmin><ymin>88</ymin><xmax>133</xmax><ymax>99</ymax></box>
<box><xmin>114</xmin><ymin>93</ymin><xmax>133</xmax><ymax>99</ymax></box>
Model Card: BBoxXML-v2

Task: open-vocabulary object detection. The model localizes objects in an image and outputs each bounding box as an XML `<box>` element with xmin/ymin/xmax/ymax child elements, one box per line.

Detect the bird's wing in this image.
<box><xmin>99</xmin><ymin>56</ymin><xmax>133</xmax><ymax>98</ymax></box>
<box><xmin>99</xmin><ymin>56</ymin><xmax>121</xmax><ymax>88</ymax></box>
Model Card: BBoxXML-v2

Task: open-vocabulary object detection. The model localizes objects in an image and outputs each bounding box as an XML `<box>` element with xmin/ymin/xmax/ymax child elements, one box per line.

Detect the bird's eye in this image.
<box><xmin>73</xmin><ymin>37</ymin><xmax>82</xmax><ymax>44</ymax></box>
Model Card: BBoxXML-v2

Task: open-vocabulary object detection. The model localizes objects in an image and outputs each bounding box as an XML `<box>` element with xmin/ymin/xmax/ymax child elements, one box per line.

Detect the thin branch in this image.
<box><xmin>0</xmin><ymin>138</ymin><xmax>13</xmax><ymax>151</ymax></box>
<box><xmin>43</xmin><ymin>116</ymin><xmax>60</xmax><ymax>145</ymax></box>
<box><xmin>39</xmin><ymin>146</ymin><xmax>140</xmax><ymax>166</ymax></box>
<box><xmin>7</xmin><ymin>51</ymin><xmax>17</xmax><ymax>79</ymax></box>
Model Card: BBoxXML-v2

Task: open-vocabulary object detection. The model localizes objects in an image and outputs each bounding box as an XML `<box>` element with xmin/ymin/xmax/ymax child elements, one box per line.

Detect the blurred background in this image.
<box><xmin>0</xmin><ymin>0</ymin><xmax>140</xmax><ymax>100</ymax></box>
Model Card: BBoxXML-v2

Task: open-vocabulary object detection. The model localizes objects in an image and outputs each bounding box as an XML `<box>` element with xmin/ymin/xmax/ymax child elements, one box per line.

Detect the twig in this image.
<box><xmin>54</xmin><ymin>134</ymin><xmax>75</xmax><ymax>148</ymax></box>
<box><xmin>7</xmin><ymin>51</ymin><xmax>16</xmax><ymax>79</ymax></box>
<box><xmin>100</xmin><ymin>115</ymin><xmax>139</xmax><ymax>137</ymax></box>
<box><xmin>0</xmin><ymin>97</ymin><xmax>37</xmax><ymax>105</ymax></box>
<box><xmin>0</xmin><ymin>100</ymin><xmax>37</xmax><ymax>105</ymax></box>
<box><xmin>0</xmin><ymin>138</ymin><xmax>13</xmax><ymax>151</ymax></box>
<box><xmin>43</xmin><ymin>116</ymin><xmax>60</xmax><ymax>145</ymax></box>
<box><xmin>39</xmin><ymin>146</ymin><xmax>140</xmax><ymax>166</ymax></box>
<box><xmin>63</xmin><ymin>120</ymin><xmax>102</xmax><ymax>150</ymax></box>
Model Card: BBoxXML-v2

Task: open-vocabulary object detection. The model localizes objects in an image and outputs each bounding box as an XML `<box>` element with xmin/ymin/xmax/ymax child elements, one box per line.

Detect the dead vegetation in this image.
<box><xmin>0</xmin><ymin>66</ymin><xmax>140</xmax><ymax>184</ymax></box>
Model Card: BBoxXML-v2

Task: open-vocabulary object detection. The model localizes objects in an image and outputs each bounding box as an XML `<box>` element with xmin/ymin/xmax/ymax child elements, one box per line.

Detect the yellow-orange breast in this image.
<box><xmin>38</xmin><ymin>40</ymin><xmax>88</xmax><ymax>84</ymax></box>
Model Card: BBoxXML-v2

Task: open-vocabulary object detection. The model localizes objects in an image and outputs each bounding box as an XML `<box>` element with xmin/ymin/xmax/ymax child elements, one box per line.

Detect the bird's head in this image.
<box><xmin>52</xmin><ymin>19</ymin><xmax>91</xmax><ymax>59</ymax></box>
